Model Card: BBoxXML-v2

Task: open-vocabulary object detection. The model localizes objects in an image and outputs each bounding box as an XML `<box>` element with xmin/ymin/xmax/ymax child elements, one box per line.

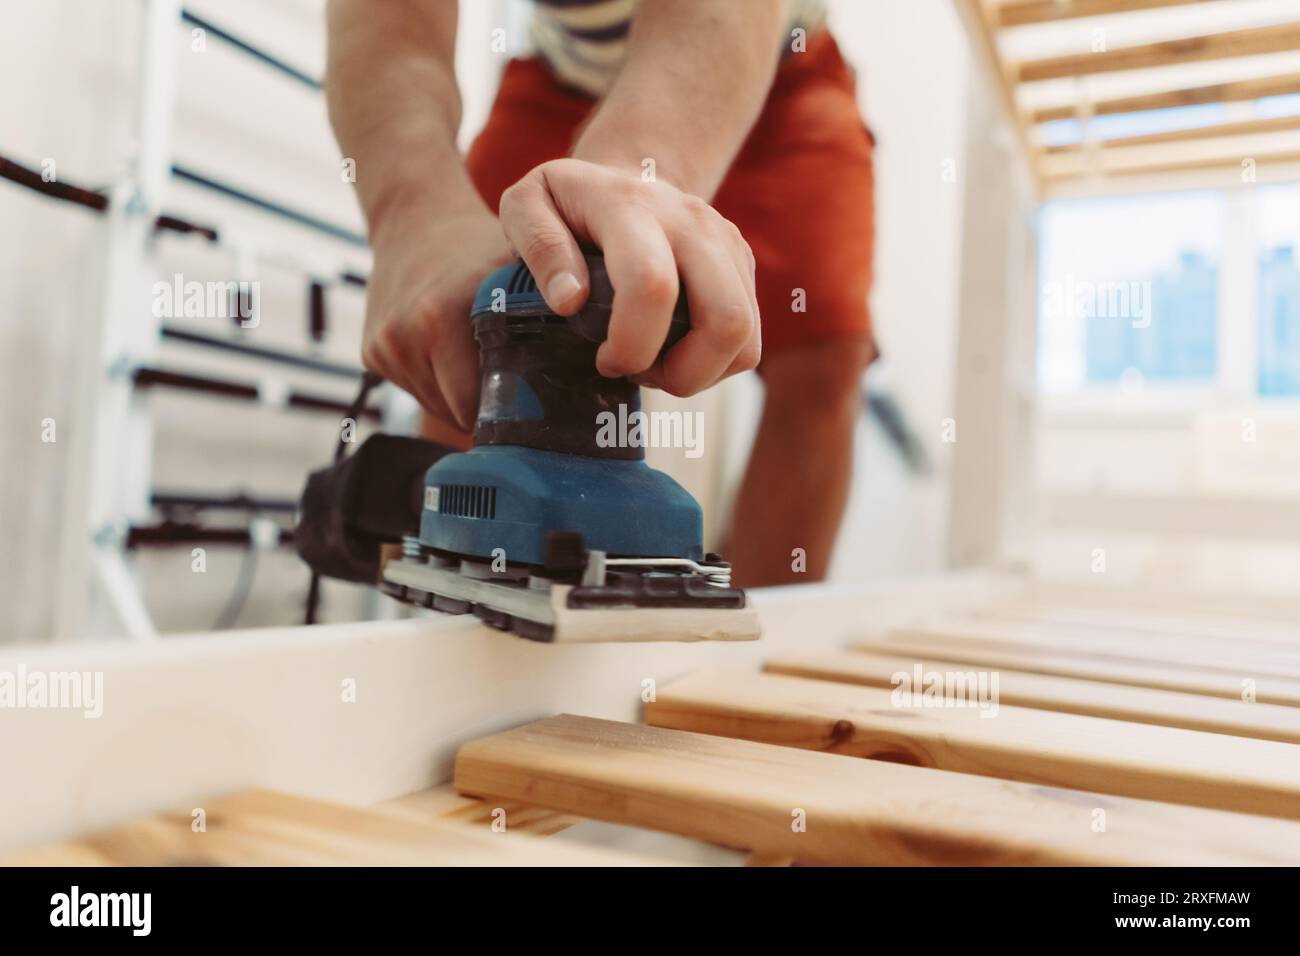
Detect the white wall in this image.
<box><xmin>0</xmin><ymin>0</ymin><xmax>972</xmax><ymax>642</ymax></box>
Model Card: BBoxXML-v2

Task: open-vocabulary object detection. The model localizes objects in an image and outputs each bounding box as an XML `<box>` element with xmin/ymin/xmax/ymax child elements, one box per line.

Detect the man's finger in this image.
<box><xmin>499</xmin><ymin>168</ymin><xmax>590</xmax><ymax>315</ymax></box>
<box><xmin>586</xmin><ymin>207</ymin><xmax>679</xmax><ymax>378</ymax></box>
<box><xmin>660</xmin><ymin>229</ymin><xmax>755</xmax><ymax>395</ymax></box>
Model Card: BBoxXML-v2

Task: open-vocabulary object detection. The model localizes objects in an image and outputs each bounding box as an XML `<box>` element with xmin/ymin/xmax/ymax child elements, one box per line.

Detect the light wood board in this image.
<box><xmin>0</xmin><ymin>572</ymin><xmax>1014</xmax><ymax>855</ymax></box>
<box><xmin>453</xmin><ymin>713</ymin><xmax>1300</xmax><ymax>866</ymax></box>
<box><xmin>854</xmin><ymin>638</ymin><xmax>1300</xmax><ymax>708</ymax></box>
<box><xmin>2</xmin><ymin>788</ymin><xmax>660</xmax><ymax>867</ymax></box>
<box><xmin>1017</xmin><ymin>23</ymin><xmax>1300</xmax><ymax>83</ymax></box>
<box><xmin>374</xmin><ymin>785</ymin><xmax>578</xmax><ymax>836</ymax></box>
<box><xmin>1030</xmin><ymin>73</ymin><xmax>1300</xmax><ymax>124</ymax></box>
<box><xmin>646</xmin><ymin>670</ymin><xmax>1300</xmax><ymax>821</ymax></box>
<box><xmin>974</xmin><ymin>601</ymin><xmax>1300</xmax><ymax>648</ymax></box>
<box><xmin>883</xmin><ymin>616</ymin><xmax>1300</xmax><ymax>676</ymax></box>
<box><xmin>767</xmin><ymin>649</ymin><xmax>1300</xmax><ymax>745</ymax></box>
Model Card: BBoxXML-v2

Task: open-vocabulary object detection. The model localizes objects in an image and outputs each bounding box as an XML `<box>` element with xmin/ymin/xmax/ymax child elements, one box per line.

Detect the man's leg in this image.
<box><xmin>726</xmin><ymin>337</ymin><xmax>875</xmax><ymax>587</ymax></box>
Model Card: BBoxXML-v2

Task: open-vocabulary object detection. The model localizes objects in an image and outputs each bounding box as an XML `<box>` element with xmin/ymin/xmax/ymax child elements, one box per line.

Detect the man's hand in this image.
<box><xmin>499</xmin><ymin>158</ymin><xmax>760</xmax><ymax>396</ymax></box>
<box><xmin>361</xmin><ymin>207</ymin><xmax>513</xmax><ymax>429</ymax></box>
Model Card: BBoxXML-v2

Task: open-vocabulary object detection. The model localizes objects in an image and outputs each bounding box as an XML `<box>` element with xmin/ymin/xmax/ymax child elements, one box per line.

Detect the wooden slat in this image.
<box><xmin>1026</xmin><ymin>579</ymin><xmax>1300</xmax><ymax>620</ymax></box>
<box><xmin>744</xmin><ymin>851</ymin><xmax>794</xmax><ymax>867</ymax></box>
<box><xmin>1016</xmin><ymin>23</ymin><xmax>1300</xmax><ymax>83</ymax></box>
<box><xmin>454</xmin><ymin>713</ymin><xmax>1300</xmax><ymax>865</ymax></box>
<box><xmin>855</xmin><ymin>636</ymin><xmax>1300</xmax><ymax>706</ymax></box>
<box><xmin>977</xmin><ymin>600</ymin><xmax>1300</xmax><ymax>646</ymax></box>
<box><xmin>2</xmin><ymin>789</ymin><xmax>659</xmax><ymax>867</ymax></box>
<box><xmin>374</xmin><ymin>786</ymin><xmax>579</xmax><ymax>836</ymax></box>
<box><xmin>997</xmin><ymin>0</ymin><xmax>1215</xmax><ymax>28</ymax></box>
<box><xmin>1049</xmin><ymin>145</ymin><xmax>1300</xmax><ymax>179</ymax></box>
<box><xmin>1045</xmin><ymin>112</ymin><xmax>1300</xmax><ymax>152</ymax></box>
<box><xmin>766</xmin><ymin>649</ymin><xmax>1300</xmax><ymax>744</ymax></box>
<box><xmin>648</xmin><ymin>671</ymin><xmax>1300</xmax><ymax>821</ymax></box>
<box><xmin>1031</xmin><ymin>72</ymin><xmax>1300</xmax><ymax>123</ymax></box>
<box><xmin>884</xmin><ymin>615</ymin><xmax>1300</xmax><ymax>676</ymax></box>
<box><xmin>8</xmin><ymin>575</ymin><xmax>988</xmax><ymax>855</ymax></box>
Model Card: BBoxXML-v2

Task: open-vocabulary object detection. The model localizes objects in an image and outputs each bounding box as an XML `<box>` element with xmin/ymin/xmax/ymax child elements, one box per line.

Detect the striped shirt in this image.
<box><xmin>530</xmin><ymin>0</ymin><xmax>829</xmax><ymax>97</ymax></box>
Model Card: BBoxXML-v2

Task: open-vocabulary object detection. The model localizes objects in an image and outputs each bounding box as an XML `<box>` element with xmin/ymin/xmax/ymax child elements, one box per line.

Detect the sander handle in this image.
<box><xmin>562</xmin><ymin>253</ymin><xmax>692</xmax><ymax>358</ymax></box>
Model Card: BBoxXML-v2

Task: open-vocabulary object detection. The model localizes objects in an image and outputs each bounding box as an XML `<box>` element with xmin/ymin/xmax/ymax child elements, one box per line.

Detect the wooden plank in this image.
<box><xmin>766</xmin><ymin>649</ymin><xmax>1300</xmax><ymax>744</ymax></box>
<box><xmin>1025</xmin><ymin>577</ymin><xmax>1300</xmax><ymax>621</ymax></box>
<box><xmin>647</xmin><ymin>671</ymin><xmax>1300</xmax><ymax>821</ymax></box>
<box><xmin>1016</xmin><ymin>23</ymin><xmax>1300</xmax><ymax>83</ymax></box>
<box><xmin>1031</xmin><ymin>72</ymin><xmax>1300</xmax><ymax>123</ymax></box>
<box><xmin>453</xmin><ymin>713</ymin><xmax>1300</xmax><ymax>865</ymax></box>
<box><xmin>1045</xmin><ymin>112</ymin><xmax>1300</xmax><ymax>153</ymax></box>
<box><xmin>997</xmin><ymin>0</ymin><xmax>1215</xmax><ymax>28</ymax></box>
<box><xmin>744</xmin><ymin>851</ymin><xmax>794</xmax><ymax>867</ymax></box>
<box><xmin>975</xmin><ymin>600</ymin><xmax>1300</xmax><ymax>647</ymax></box>
<box><xmin>1</xmin><ymin>789</ymin><xmax>666</xmax><ymax>867</ymax></box>
<box><xmin>375</xmin><ymin>785</ymin><xmax>579</xmax><ymax>836</ymax></box>
<box><xmin>855</xmin><ymin>636</ymin><xmax>1300</xmax><ymax>707</ymax></box>
<box><xmin>6</xmin><ymin>575</ymin><xmax>1019</xmax><ymax>855</ymax></box>
<box><xmin>1048</xmin><ymin>146</ymin><xmax>1300</xmax><ymax>180</ymax></box>
<box><xmin>882</xmin><ymin>615</ymin><xmax>1300</xmax><ymax>676</ymax></box>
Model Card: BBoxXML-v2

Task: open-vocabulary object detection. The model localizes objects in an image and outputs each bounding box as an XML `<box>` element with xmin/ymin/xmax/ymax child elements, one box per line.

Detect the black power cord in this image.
<box><xmin>303</xmin><ymin>370</ymin><xmax>385</xmax><ymax>624</ymax></box>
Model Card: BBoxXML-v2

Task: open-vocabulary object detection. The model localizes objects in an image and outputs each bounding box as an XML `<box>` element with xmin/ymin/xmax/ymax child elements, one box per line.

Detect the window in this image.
<box><xmin>1257</xmin><ymin>185</ymin><xmax>1300</xmax><ymax>398</ymax></box>
<box><xmin>1037</xmin><ymin>92</ymin><xmax>1300</xmax><ymax>402</ymax></box>
<box><xmin>1037</xmin><ymin>191</ymin><xmax>1225</xmax><ymax>393</ymax></box>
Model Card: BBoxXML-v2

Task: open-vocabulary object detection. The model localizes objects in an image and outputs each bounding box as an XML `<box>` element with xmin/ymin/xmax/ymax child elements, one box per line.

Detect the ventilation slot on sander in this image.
<box><xmin>441</xmin><ymin>484</ymin><xmax>497</xmax><ymax>520</ymax></box>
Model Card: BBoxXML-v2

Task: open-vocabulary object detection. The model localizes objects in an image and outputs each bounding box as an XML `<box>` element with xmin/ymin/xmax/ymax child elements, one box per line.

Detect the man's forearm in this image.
<box><xmin>572</xmin><ymin>0</ymin><xmax>788</xmax><ymax>199</ymax></box>
<box><xmin>324</xmin><ymin>0</ymin><xmax>486</xmax><ymax>239</ymax></box>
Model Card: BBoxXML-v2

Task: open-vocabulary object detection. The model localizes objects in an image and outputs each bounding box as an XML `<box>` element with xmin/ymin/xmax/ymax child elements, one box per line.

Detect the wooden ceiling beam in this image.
<box><xmin>1045</xmin><ymin>111</ymin><xmax>1300</xmax><ymax>152</ymax></box>
<box><xmin>1016</xmin><ymin>22</ymin><xmax>1300</xmax><ymax>83</ymax></box>
<box><xmin>1030</xmin><ymin>71</ymin><xmax>1300</xmax><ymax>123</ymax></box>
<box><xmin>997</xmin><ymin>0</ymin><xmax>1216</xmax><ymax>29</ymax></box>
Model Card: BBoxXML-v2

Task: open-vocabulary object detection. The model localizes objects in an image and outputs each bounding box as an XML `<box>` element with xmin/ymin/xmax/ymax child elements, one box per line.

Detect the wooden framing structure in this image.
<box><xmin>962</xmin><ymin>1</ymin><xmax>1300</xmax><ymax>195</ymax></box>
<box><xmin>5</xmin><ymin>574</ymin><xmax>1300</xmax><ymax>866</ymax></box>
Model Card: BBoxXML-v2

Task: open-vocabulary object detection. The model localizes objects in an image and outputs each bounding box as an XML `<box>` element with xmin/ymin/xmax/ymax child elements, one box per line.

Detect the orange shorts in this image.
<box><xmin>466</xmin><ymin>30</ymin><xmax>876</xmax><ymax>357</ymax></box>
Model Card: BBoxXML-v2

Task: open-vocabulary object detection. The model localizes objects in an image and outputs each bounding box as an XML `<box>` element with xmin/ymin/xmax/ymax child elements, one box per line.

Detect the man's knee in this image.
<box><xmin>760</xmin><ymin>337</ymin><xmax>875</xmax><ymax>418</ymax></box>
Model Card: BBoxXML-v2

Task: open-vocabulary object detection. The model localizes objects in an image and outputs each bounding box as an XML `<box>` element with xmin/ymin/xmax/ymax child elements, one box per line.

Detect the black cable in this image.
<box><xmin>303</xmin><ymin>572</ymin><xmax>323</xmax><ymax>627</ymax></box>
<box><xmin>305</xmin><ymin>369</ymin><xmax>385</xmax><ymax>624</ymax></box>
<box><xmin>336</xmin><ymin>370</ymin><xmax>384</xmax><ymax>462</ymax></box>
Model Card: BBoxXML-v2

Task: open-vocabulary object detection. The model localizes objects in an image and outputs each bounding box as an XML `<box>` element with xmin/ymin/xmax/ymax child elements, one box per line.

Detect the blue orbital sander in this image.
<box><xmin>376</xmin><ymin>254</ymin><xmax>759</xmax><ymax>643</ymax></box>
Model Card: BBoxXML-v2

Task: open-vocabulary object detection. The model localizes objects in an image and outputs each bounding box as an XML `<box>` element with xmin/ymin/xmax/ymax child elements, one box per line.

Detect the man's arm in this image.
<box><xmin>325</xmin><ymin>0</ymin><xmax>510</xmax><ymax>429</ymax></box>
<box><xmin>574</xmin><ymin>0</ymin><xmax>788</xmax><ymax>199</ymax></box>
<box><xmin>325</xmin><ymin>0</ymin><xmax>483</xmax><ymax>243</ymax></box>
<box><xmin>325</xmin><ymin>0</ymin><xmax>779</xmax><ymax>422</ymax></box>
<box><xmin>500</xmin><ymin>0</ymin><xmax>786</xmax><ymax>394</ymax></box>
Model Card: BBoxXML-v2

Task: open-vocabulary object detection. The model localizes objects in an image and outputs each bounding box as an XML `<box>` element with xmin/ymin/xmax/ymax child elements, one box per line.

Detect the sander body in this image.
<box><xmin>301</xmin><ymin>254</ymin><xmax>759</xmax><ymax>644</ymax></box>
